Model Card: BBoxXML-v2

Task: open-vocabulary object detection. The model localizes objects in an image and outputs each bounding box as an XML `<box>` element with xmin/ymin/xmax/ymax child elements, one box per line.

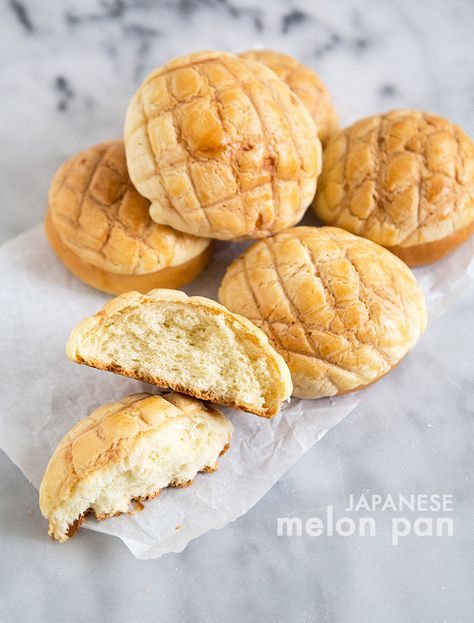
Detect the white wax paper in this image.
<box><xmin>0</xmin><ymin>222</ymin><xmax>473</xmax><ymax>559</ymax></box>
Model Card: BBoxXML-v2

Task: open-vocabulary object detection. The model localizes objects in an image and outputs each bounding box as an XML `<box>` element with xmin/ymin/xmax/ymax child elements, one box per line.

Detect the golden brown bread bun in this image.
<box><xmin>46</xmin><ymin>141</ymin><xmax>212</xmax><ymax>294</ymax></box>
<box><xmin>218</xmin><ymin>226</ymin><xmax>427</xmax><ymax>398</ymax></box>
<box><xmin>39</xmin><ymin>392</ymin><xmax>232</xmax><ymax>542</ymax></box>
<box><xmin>124</xmin><ymin>50</ymin><xmax>321</xmax><ymax>240</ymax></box>
<box><xmin>66</xmin><ymin>289</ymin><xmax>293</xmax><ymax>417</ymax></box>
<box><xmin>239</xmin><ymin>49</ymin><xmax>338</xmax><ymax>143</ymax></box>
<box><xmin>313</xmin><ymin>109</ymin><xmax>474</xmax><ymax>266</ymax></box>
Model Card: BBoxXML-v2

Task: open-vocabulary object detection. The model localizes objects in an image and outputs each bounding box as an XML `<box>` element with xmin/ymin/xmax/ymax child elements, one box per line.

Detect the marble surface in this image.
<box><xmin>0</xmin><ymin>0</ymin><xmax>473</xmax><ymax>621</ymax></box>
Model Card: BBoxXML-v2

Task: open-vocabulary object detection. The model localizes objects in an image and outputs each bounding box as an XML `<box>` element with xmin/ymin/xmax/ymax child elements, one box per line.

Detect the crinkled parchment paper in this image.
<box><xmin>0</xmin><ymin>222</ymin><xmax>472</xmax><ymax>559</ymax></box>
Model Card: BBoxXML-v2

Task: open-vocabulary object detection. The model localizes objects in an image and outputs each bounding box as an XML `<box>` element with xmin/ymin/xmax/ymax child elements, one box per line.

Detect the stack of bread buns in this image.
<box><xmin>41</xmin><ymin>49</ymin><xmax>473</xmax><ymax>541</ymax></box>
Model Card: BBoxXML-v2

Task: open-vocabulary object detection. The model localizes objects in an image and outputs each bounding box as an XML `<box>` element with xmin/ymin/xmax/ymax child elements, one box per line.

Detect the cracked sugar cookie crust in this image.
<box><xmin>218</xmin><ymin>226</ymin><xmax>427</xmax><ymax>399</ymax></box>
<box><xmin>47</xmin><ymin>140</ymin><xmax>211</xmax><ymax>293</ymax></box>
<box><xmin>239</xmin><ymin>49</ymin><xmax>338</xmax><ymax>143</ymax></box>
<box><xmin>313</xmin><ymin>109</ymin><xmax>474</xmax><ymax>265</ymax></box>
<box><xmin>39</xmin><ymin>392</ymin><xmax>233</xmax><ymax>542</ymax></box>
<box><xmin>124</xmin><ymin>50</ymin><xmax>321</xmax><ymax>240</ymax></box>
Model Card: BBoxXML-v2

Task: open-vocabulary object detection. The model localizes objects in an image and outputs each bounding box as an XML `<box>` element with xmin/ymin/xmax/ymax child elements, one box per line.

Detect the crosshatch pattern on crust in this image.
<box><xmin>218</xmin><ymin>226</ymin><xmax>427</xmax><ymax>397</ymax></box>
<box><xmin>48</xmin><ymin>141</ymin><xmax>210</xmax><ymax>275</ymax></box>
<box><xmin>40</xmin><ymin>393</ymin><xmax>230</xmax><ymax>517</ymax></box>
<box><xmin>314</xmin><ymin>110</ymin><xmax>474</xmax><ymax>248</ymax></box>
<box><xmin>239</xmin><ymin>49</ymin><xmax>338</xmax><ymax>143</ymax></box>
<box><xmin>125</xmin><ymin>51</ymin><xmax>321</xmax><ymax>240</ymax></box>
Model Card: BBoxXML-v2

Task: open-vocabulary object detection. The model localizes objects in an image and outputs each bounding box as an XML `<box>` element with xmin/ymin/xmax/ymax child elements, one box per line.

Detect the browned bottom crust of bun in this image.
<box><xmin>74</xmin><ymin>357</ymin><xmax>276</xmax><ymax>418</ymax></box>
<box><xmin>387</xmin><ymin>221</ymin><xmax>474</xmax><ymax>267</ymax></box>
<box><xmin>57</xmin><ymin>447</ymin><xmax>230</xmax><ymax>541</ymax></box>
<box><xmin>45</xmin><ymin>210</ymin><xmax>213</xmax><ymax>295</ymax></box>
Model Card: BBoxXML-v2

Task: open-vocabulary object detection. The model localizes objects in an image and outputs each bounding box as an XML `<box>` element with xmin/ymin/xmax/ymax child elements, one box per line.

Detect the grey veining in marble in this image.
<box><xmin>0</xmin><ymin>1</ymin><xmax>473</xmax><ymax>622</ymax></box>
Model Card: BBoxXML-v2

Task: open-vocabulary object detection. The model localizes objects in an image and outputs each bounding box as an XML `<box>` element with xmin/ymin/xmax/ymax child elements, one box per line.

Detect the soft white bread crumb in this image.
<box><xmin>66</xmin><ymin>289</ymin><xmax>293</xmax><ymax>417</ymax></box>
<box><xmin>39</xmin><ymin>392</ymin><xmax>232</xmax><ymax>542</ymax></box>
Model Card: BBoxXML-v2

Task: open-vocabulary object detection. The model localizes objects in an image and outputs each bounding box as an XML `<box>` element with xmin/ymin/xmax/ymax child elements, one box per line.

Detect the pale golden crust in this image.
<box><xmin>240</xmin><ymin>49</ymin><xmax>338</xmax><ymax>143</ymax></box>
<box><xmin>313</xmin><ymin>109</ymin><xmax>474</xmax><ymax>265</ymax></box>
<box><xmin>218</xmin><ymin>226</ymin><xmax>427</xmax><ymax>398</ymax></box>
<box><xmin>124</xmin><ymin>50</ymin><xmax>321</xmax><ymax>240</ymax></box>
<box><xmin>39</xmin><ymin>392</ymin><xmax>231</xmax><ymax>538</ymax></box>
<box><xmin>48</xmin><ymin>141</ymin><xmax>211</xmax><ymax>280</ymax></box>
<box><xmin>66</xmin><ymin>289</ymin><xmax>293</xmax><ymax>417</ymax></box>
<box><xmin>45</xmin><ymin>210</ymin><xmax>212</xmax><ymax>295</ymax></box>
